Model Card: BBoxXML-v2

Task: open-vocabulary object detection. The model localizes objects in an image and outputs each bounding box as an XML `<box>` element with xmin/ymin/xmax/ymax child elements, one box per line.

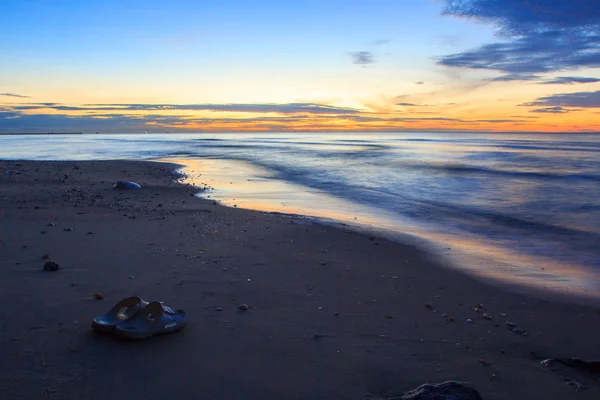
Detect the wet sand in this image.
<box><xmin>1</xmin><ymin>159</ymin><xmax>599</xmax><ymax>400</ymax></box>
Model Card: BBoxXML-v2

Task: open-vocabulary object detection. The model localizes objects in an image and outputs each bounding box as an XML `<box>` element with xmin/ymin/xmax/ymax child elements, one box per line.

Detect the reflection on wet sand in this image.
<box><xmin>163</xmin><ymin>157</ymin><xmax>600</xmax><ymax>300</ymax></box>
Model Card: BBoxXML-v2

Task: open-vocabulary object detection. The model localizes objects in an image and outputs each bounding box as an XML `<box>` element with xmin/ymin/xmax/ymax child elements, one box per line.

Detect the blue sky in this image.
<box><xmin>1</xmin><ymin>0</ymin><xmax>599</xmax><ymax>132</ymax></box>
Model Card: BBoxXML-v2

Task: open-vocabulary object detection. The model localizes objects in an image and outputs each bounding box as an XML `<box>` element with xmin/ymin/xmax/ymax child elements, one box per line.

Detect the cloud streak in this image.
<box><xmin>1</xmin><ymin>92</ymin><xmax>29</xmax><ymax>98</ymax></box>
<box><xmin>10</xmin><ymin>102</ymin><xmax>363</xmax><ymax>115</ymax></box>
<box><xmin>522</xmin><ymin>90</ymin><xmax>600</xmax><ymax>108</ymax></box>
<box><xmin>530</xmin><ymin>107</ymin><xmax>571</xmax><ymax>113</ymax></box>
<box><xmin>538</xmin><ymin>76</ymin><xmax>600</xmax><ymax>85</ymax></box>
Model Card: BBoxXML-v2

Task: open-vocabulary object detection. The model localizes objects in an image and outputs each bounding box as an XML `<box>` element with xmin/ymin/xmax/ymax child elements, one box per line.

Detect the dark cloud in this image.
<box><xmin>439</xmin><ymin>1</ymin><xmax>600</xmax><ymax>74</ymax></box>
<box><xmin>438</xmin><ymin>31</ymin><xmax>600</xmax><ymax>74</ymax></box>
<box><xmin>1</xmin><ymin>92</ymin><xmax>29</xmax><ymax>98</ymax></box>
<box><xmin>350</xmin><ymin>51</ymin><xmax>375</xmax><ymax>65</ymax></box>
<box><xmin>10</xmin><ymin>102</ymin><xmax>362</xmax><ymax>115</ymax></box>
<box><xmin>530</xmin><ymin>106</ymin><xmax>571</xmax><ymax>113</ymax></box>
<box><xmin>415</xmin><ymin>81</ymin><xmax>425</xmax><ymax>85</ymax></box>
<box><xmin>538</xmin><ymin>76</ymin><xmax>600</xmax><ymax>85</ymax></box>
<box><xmin>521</xmin><ymin>90</ymin><xmax>600</xmax><ymax>107</ymax></box>
<box><xmin>395</xmin><ymin>102</ymin><xmax>420</xmax><ymax>106</ymax></box>
<box><xmin>487</xmin><ymin>74</ymin><xmax>542</xmax><ymax>82</ymax></box>
<box><xmin>442</xmin><ymin>0</ymin><xmax>600</xmax><ymax>35</ymax></box>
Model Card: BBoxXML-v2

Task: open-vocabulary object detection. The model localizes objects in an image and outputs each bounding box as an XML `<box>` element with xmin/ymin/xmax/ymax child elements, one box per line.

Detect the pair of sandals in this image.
<box><xmin>92</xmin><ymin>296</ymin><xmax>187</xmax><ymax>340</ymax></box>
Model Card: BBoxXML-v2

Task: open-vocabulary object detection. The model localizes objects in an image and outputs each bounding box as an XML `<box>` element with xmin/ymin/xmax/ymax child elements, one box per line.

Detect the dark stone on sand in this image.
<box><xmin>114</xmin><ymin>181</ymin><xmax>141</xmax><ymax>190</ymax></box>
<box><xmin>237</xmin><ymin>303</ymin><xmax>249</xmax><ymax>311</ymax></box>
<box><xmin>43</xmin><ymin>262</ymin><xmax>60</xmax><ymax>271</ymax></box>
<box><xmin>402</xmin><ymin>381</ymin><xmax>483</xmax><ymax>400</ymax></box>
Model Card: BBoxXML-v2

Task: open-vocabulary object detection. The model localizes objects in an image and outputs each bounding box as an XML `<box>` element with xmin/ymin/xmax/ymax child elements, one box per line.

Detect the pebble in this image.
<box><xmin>216</xmin><ymin>306</ymin><xmax>223</xmax><ymax>311</ymax></box>
<box><xmin>466</xmin><ymin>319</ymin><xmax>473</xmax><ymax>323</ymax></box>
<box><xmin>237</xmin><ymin>303</ymin><xmax>249</xmax><ymax>311</ymax></box>
<box><xmin>43</xmin><ymin>262</ymin><xmax>60</xmax><ymax>271</ymax></box>
<box><xmin>94</xmin><ymin>292</ymin><xmax>104</xmax><ymax>300</ymax></box>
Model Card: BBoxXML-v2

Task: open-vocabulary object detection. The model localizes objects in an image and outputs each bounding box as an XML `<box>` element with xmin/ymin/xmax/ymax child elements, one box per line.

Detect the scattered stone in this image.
<box><xmin>216</xmin><ymin>306</ymin><xmax>223</xmax><ymax>312</ymax></box>
<box><xmin>40</xmin><ymin>254</ymin><xmax>50</xmax><ymax>260</ymax></box>
<box><xmin>43</xmin><ymin>262</ymin><xmax>60</xmax><ymax>271</ymax></box>
<box><xmin>506</xmin><ymin>321</ymin><xmax>518</xmax><ymax>328</ymax></box>
<box><xmin>114</xmin><ymin>181</ymin><xmax>141</xmax><ymax>189</ymax></box>
<box><xmin>47</xmin><ymin>223</ymin><xmax>55</xmax><ymax>227</ymax></box>
<box><xmin>64</xmin><ymin>228</ymin><xmax>73</xmax><ymax>232</ymax></box>
<box><xmin>402</xmin><ymin>381</ymin><xmax>483</xmax><ymax>400</ymax></box>
<box><xmin>483</xmin><ymin>313</ymin><xmax>492</xmax><ymax>320</ymax></box>
<box><xmin>128</xmin><ymin>275</ymin><xmax>135</xmax><ymax>280</ymax></box>
<box><xmin>94</xmin><ymin>292</ymin><xmax>104</xmax><ymax>300</ymax></box>
<box><xmin>466</xmin><ymin>319</ymin><xmax>473</xmax><ymax>323</ymax></box>
<box><xmin>313</xmin><ymin>332</ymin><xmax>325</xmax><ymax>339</ymax></box>
<box><xmin>237</xmin><ymin>303</ymin><xmax>249</xmax><ymax>311</ymax></box>
<box><xmin>424</xmin><ymin>302</ymin><xmax>433</xmax><ymax>309</ymax></box>
<box><xmin>385</xmin><ymin>314</ymin><xmax>395</xmax><ymax>319</ymax></box>
<box><xmin>513</xmin><ymin>327</ymin><xmax>528</xmax><ymax>336</ymax></box>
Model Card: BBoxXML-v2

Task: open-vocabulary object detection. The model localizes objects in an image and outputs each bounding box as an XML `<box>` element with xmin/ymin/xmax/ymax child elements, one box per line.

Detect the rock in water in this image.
<box><xmin>402</xmin><ymin>381</ymin><xmax>483</xmax><ymax>400</ymax></box>
<box><xmin>114</xmin><ymin>181</ymin><xmax>141</xmax><ymax>190</ymax></box>
<box><xmin>43</xmin><ymin>262</ymin><xmax>60</xmax><ymax>271</ymax></box>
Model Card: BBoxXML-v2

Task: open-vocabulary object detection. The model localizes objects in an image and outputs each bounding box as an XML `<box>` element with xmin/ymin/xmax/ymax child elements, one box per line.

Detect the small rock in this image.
<box><xmin>513</xmin><ymin>327</ymin><xmax>528</xmax><ymax>336</ymax></box>
<box><xmin>94</xmin><ymin>292</ymin><xmax>104</xmax><ymax>300</ymax></box>
<box><xmin>43</xmin><ymin>262</ymin><xmax>60</xmax><ymax>271</ymax></box>
<box><xmin>483</xmin><ymin>313</ymin><xmax>492</xmax><ymax>320</ymax></box>
<box><xmin>114</xmin><ymin>181</ymin><xmax>141</xmax><ymax>189</ymax></box>
<box><xmin>424</xmin><ymin>302</ymin><xmax>433</xmax><ymax>309</ymax></box>
<box><xmin>47</xmin><ymin>223</ymin><xmax>55</xmax><ymax>227</ymax></box>
<box><xmin>466</xmin><ymin>319</ymin><xmax>473</xmax><ymax>323</ymax></box>
<box><xmin>238</xmin><ymin>303</ymin><xmax>249</xmax><ymax>311</ymax></box>
<box><xmin>216</xmin><ymin>306</ymin><xmax>223</xmax><ymax>312</ymax></box>
<box><xmin>128</xmin><ymin>275</ymin><xmax>135</xmax><ymax>280</ymax></box>
<box><xmin>64</xmin><ymin>228</ymin><xmax>73</xmax><ymax>232</ymax></box>
<box><xmin>506</xmin><ymin>321</ymin><xmax>518</xmax><ymax>328</ymax></box>
<box><xmin>40</xmin><ymin>254</ymin><xmax>50</xmax><ymax>260</ymax></box>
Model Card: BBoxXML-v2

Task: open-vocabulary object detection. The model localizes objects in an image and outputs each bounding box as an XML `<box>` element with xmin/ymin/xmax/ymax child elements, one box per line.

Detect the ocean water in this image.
<box><xmin>2</xmin><ymin>132</ymin><xmax>600</xmax><ymax>297</ymax></box>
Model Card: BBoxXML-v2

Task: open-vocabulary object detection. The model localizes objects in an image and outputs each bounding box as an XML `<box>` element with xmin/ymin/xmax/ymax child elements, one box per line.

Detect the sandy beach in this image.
<box><xmin>1</xmin><ymin>159</ymin><xmax>599</xmax><ymax>400</ymax></box>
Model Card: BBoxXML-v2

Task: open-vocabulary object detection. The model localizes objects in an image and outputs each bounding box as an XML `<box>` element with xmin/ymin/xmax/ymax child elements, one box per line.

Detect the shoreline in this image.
<box><xmin>166</xmin><ymin>157</ymin><xmax>600</xmax><ymax>307</ymax></box>
<box><xmin>1</xmin><ymin>159</ymin><xmax>600</xmax><ymax>399</ymax></box>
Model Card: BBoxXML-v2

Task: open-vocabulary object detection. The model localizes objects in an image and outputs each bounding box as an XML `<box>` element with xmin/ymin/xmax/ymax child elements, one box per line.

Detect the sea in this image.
<box><xmin>2</xmin><ymin>132</ymin><xmax>600</xmax><ymax>298</ymax></box>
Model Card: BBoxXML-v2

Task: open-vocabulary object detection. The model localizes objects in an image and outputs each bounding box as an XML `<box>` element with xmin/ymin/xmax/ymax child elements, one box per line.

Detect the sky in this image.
<box><xmin>1</xmin><ymin>0</ymin><xmax>600</xmax><ymax>133</ymax></box>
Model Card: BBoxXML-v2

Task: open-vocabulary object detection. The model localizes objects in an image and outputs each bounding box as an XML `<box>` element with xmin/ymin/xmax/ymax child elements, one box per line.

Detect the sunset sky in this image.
<box><xmin>1</xmin><ymin>0</ymin><xmax>599</xmax><ymax>133</ymax></box>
